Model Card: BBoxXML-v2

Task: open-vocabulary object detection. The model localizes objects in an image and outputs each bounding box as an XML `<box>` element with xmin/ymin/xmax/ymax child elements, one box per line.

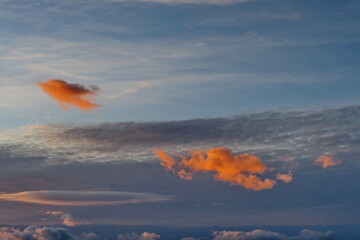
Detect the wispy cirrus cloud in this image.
<box><xmin>106</xmin><ymin>0</ymin><xmax>255</xmax><ymax>5</ymax></box>
<box><xmin>37</xmin><ymin>79</ymin><xmax>101</xmax><ymax>110</ymax></box>
<box><xmin>0</xmin><ymin>190</ymin><xmax>170</xmax><ymax>206</ymax></box>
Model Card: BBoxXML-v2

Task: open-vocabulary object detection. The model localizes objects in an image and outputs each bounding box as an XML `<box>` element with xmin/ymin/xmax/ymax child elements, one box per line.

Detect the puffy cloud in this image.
<box><xmin>155</xmin><ymin>147</ymin><xmax>277</xmax><ymax>190</ymax></box>
<box><xmin>118</xmin><ymin>232</ymin><xmax>160</xmax><ymax>240</ymax></box>
<box><xmin>0</xmin><ymin>190</ymin><xmax>170</xmax><ymax>206</ymax></box>
<box><xmin>313</xmin><ymin>155</ymin><xmax>341</xmax><ymax>168</ymax></box>
<box><xmin>44</xmin><ymin>211</ymin><xmax>87</xmax><ymax>226</ymax></box>
<box><xmin>0</xmin><ymin>225</ymin><xmax>100</xmax><ymax>240</ymax></box>
<box><xmin>276</xmin><ymin>172</ymin><xmax>293</xmax><ymax>183</ymax></box>
<box><xmin>213</xmin><ymin>229</ymin><xmax>335</xmax><ymax>240</ymax></box>
<box><xmin>37</xmin><ymin>79</ymin><xmax>100</xmax><ymax>110</ymax></box>
<box><xmin>61</xmin><ymin>213</ymin><xmax>87</xmax><ymax>227</ymax></box>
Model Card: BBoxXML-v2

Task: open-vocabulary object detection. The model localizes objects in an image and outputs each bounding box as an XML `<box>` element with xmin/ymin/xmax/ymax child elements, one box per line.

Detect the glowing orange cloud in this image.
<box><xmin>313</xmin><ymin>155</ymin><xmax>341</xmax><ymax>168</ymax></box>
<box><xmin>155</xmin><ymin>147</ymin><xmax>277</xmax><ymax>190</ymax></box>
<box><xmin>37</xmin><ymin>79</ymin><xmax>100</xmax><ymax>110</ymax></box>
<box><xmin>154</xmin><ymin>149</ymin><xmax>177</xmax><ymax>172</ymax></box>
<box><xmin>276</xmin><ymin>172</ymin><xmax>293</xmax><ymax>183</ymax></box>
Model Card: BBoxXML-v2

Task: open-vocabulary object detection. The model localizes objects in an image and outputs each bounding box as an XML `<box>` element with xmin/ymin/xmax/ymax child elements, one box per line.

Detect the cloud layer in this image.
<box><xmin>155</xmin><ymin>147</ymin><xmax>278</xmax><ymax>190</ymax></box>
<box><xmin>0</xmin><ymin>226</ymin><xmax>95</xmax><ymax>240</ymax></box>
<box><xmin>0</xmin><ymin>190</ymin><xmax>170</xmax><ymax>206</ymax></box>
<box><xmin>107</xmin><ymin>0</ymin><xmax>253</xmax><ymax>5</ymax></box>
<box><xmin>37</xmin><ymin>79</ymin><xmax>100</xmax><ymax>110</ymax></box>
<box><xmin>213</xmin><ymin>229</ymin><xmax>335</xmax><ymax>240</ymax></box>
<box><xmin>0</xmin><ymin>227</ymin><xmax>336</xmax><ymax>240</ymax></box>
<box><xmin>1</xmin><ymin>105</ymin><xmax>358</xmax><ymax>166</ymax></box>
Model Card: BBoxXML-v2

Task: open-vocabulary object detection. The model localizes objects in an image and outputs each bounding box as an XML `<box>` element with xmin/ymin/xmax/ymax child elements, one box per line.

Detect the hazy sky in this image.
<box><xmin>0</xmin><ymin>0</ymin><xmax>359</xmax><ymax>239</ymax></box>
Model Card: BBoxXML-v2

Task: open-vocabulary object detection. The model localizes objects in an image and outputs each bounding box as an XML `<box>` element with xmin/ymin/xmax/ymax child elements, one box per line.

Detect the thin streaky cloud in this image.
<box><xmin>106</xmin><ymin>0</ymin><xmax>255</xmax><ymax>5</ymax></box>
<box><xmin>0</xmin><ymin>190</ymin><xmax>171</xmax><ymax>206</ymax></box>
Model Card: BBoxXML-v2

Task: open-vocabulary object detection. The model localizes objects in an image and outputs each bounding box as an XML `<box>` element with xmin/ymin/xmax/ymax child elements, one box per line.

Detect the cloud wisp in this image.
<box><xmin>313</xmin><ymin>155</ymin><xmax>341</xmax><ymax>168</ymax></box>
<box><xmin>118</xmin><ymin>232</ymin><xmax>161</xmax><ymax>240</ymax></box>
<box><xmin>155</xmin><ymin>147</ymin><xmax>281</xmax><ymax>190</ymax></box>
<box><xmin>0</xmin><ymin>190</ymin><xmax>170</xmax><ymax>206</ymax></box>
<box><xmin>37</xmin><ymin>79</ymin><xmax>100</xmax><ymax>110</ymax></box>
<box><xmin>106</xmin><ymin>0</ymin><xmax>254</xmax><ymax>6</ymax></box>
<box><xmin>213</xmin><ymin>229</ymin><xmax>335</xmax><ymax>240</ymax></box>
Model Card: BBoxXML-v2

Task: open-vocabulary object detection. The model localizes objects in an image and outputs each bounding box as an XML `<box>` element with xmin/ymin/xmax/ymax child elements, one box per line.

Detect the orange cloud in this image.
<box><xmin>154</xmin><ymin>149</ymin><xmax>177</xmax><ymax>172</ymax></box>
<box><xmin>276</xmin><ymin>172</ymin><xmax>293</xmax><ymax>183</ymax></box>
<box><xmin>37</xmin><ymin>79</ymin><xmax>100</xmax><ymax>110</ymax></box>
<box><xmin>313</xmin><ymin>155</ymin><xmax>341</xmax><ymax>168</ymax></box>
<box><xmin>155</xmin><ymin>147</ymin><xmax>277</xmax><ymax>190</ymax></box>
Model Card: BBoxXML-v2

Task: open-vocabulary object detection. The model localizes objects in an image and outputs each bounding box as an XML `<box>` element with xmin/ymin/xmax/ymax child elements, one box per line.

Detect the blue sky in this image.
<box><xmin>0</xmin><ymin>0</ymin><xmax>359</xmax><ymax>128</ymax></box>
<box><xmin>0</xmin><ymin>0</ymin><xmax>360</xmax><ymax>239</ymax></box>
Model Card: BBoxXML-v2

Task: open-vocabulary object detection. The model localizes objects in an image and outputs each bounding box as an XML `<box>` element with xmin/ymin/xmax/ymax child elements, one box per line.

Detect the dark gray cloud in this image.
<box><xmin>0</xmin><ymin>105</ymin><xmax>359</xmax><ymax>166</ymax></box>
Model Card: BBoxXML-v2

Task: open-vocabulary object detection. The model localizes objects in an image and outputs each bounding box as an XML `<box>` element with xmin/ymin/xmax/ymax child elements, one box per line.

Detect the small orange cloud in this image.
<box><xmin>154</xmin><ymin>149</ymin><xmax>177</xmax><ymax>172</ymax></box>
<box><xmin>37</xmin><ymin>79</ymin><xmax>100</xmax><ymax>110</ymax></box>
<box><xmin>313</xmin><ymin>155</ymin><xmax>341</xmax><ymax>168</ymax></box>
<box><xmin>276</xmin><ymin>172</ymin><xmax>293</xmax><ymax>183</ymax></box>
<box><xmin>155</xmin><ymin>147</ymin><xmax>277</xmax><ymax>191</ymax></box>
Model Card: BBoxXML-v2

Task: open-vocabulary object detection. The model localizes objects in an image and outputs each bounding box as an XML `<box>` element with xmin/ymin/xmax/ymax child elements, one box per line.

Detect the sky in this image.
<box><xmin>0</xmin><ymin>0</ymin><xmax>360</xmax><ymax>240</ymax></box>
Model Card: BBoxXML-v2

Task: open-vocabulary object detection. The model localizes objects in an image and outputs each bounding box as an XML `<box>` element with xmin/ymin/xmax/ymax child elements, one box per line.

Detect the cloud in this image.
<box><xmin>0</xmin><ymin>105</ymin><xmax>359</xmax><ymax>166</ymax></box>
<box><xmin>0</xmin><ymin>190</ymin><xmax>170</xmax><ymax>206</ymax></box>
<box><xmin>213</xmin><ymin>229</ymin><xmax>335</xmax><ymax>240</ymax></box>
<box><xmin>45</xmin><ymin>211</ymin><xmax>64</xmax><ymax>216</ymax></box>
<box><xmin>313</xmin><ymin>155</ymin><xmax>341</xmax><ymax>168</ymax></box>
<box><xmin>118</xmin><ymin>232</ymin><xmax>160</xmax><ymax>240</ymax></box>
<box><xmin>61</xmin><ymin>213</ymin><xmax>87</xmax><ymax>227</ymax></box>
<box><xmin>0</xmin><ymin>226</ymin><xmax>100</xmax><ymax>240</ymax></box>
<box><xmin>37</xmin><ymin>79</ymin><xmax>100</xmax><ymax>110</ymax></box>
<box><xmin>45</xmin><ymin>211</ymin><xmax>87</xmax><ymax>226</ymax></box>
<box><xmin>155</xmin><ymin>147</ymin><xmax>277</xmax><ymax>190</ymax></box>
<box><xmin>276</xmin><ymin>172</ymin><xmax>293</xmax><ymax>183</ymax></box>
<box><xmin>106</xmin><ymin>0</ymin><xmax>253</xmax><ymax>6</ymax></box>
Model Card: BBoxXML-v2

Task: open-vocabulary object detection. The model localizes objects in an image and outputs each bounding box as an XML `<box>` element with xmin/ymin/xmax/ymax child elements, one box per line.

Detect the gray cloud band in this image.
<box><xmin>0</xmin><ymin>105</ymin><xmax>359</xmax><ymax>165</ymax></box>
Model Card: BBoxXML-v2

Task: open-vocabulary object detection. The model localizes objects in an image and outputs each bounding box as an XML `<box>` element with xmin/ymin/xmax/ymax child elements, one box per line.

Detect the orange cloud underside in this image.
<box><xmin>37</xmin><ymin>79</ymin><xmax>100</xmax><ymax>110</ymax></box>
<box><xmin>314</xmin><ymin>155</ymin><xmax>341</xmax><ymax>168</ymax></box>
<box><xmin>155</xmin><ymin>147</ymin><xmax>278</xmax><ymax>190</ymax></box>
